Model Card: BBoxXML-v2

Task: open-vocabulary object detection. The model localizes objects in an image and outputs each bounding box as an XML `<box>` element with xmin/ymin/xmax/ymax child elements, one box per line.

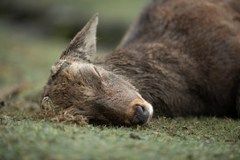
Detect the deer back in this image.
<box><xmin>100</xmin><ymin>0</ymin><xmax>240</xmax><ymax>117</ymax></box>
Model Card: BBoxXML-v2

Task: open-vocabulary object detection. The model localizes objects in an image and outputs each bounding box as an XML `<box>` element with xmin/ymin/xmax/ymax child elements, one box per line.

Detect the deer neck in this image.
<box><xmin>93</xmin><ymin>43</ymin><xmax>189</xmax><ymax>116</ymax></box>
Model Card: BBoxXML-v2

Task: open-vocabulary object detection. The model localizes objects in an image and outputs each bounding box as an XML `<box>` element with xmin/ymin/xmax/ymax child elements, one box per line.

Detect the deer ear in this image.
<box><xmin>61</xmin><ymin>13</ymin><xmax>99</xmax><ymax>61</ymax></box>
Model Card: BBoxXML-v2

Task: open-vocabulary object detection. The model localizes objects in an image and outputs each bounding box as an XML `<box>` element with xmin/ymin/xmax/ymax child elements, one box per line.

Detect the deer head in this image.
<box><xmin>40</xmin><ymin>14</ymin><xmax>153</xmax><ymax>125</ymax></box>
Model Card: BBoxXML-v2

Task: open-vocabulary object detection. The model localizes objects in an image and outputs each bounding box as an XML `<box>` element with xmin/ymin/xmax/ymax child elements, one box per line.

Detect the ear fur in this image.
<box><xmin>60</xmin><ymin>13</ymin><xmax>99</xmax><ymax>61</ymax></box>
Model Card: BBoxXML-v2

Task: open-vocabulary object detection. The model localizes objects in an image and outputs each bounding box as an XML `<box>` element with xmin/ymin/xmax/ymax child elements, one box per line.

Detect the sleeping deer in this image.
<box><xmin>40</xmin><ymin>0</ymin><xmax>240</xmax><ymax>125</ymax></box>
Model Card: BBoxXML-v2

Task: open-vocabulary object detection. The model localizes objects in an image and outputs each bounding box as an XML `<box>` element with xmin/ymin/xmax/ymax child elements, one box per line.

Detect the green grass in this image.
<box><xmin>1</xmin><ymin>105</ymin><xmax>240</xmax><ymax>160</ymax></box>
<box><xmin>0</xmin><ymin>24</ymin><xmax>64</xmax><ymax>90</ymax></box>
<box><xmin>4</xmin><ymin>0</ymin><xmax>150</xmax><ymax>25</ymax></box>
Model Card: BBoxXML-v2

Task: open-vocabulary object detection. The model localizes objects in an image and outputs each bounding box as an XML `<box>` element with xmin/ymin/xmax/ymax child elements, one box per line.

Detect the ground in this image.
<box><xmin>1</xmin><ymin>107</ymin><xmax>240</xmax><ymax>160</ymax></box>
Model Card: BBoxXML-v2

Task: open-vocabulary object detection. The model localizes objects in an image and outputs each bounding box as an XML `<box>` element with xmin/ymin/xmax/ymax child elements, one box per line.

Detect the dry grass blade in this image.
<box><xmin>40</xmin><ymin>96</ymin><xmax>88</xmax><ymax>126</ymax></box>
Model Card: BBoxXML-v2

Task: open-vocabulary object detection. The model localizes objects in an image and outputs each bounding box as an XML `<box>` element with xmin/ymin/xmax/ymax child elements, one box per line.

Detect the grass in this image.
<box><xmin>1</xmin><ymin>104</ymin><xmax>240</xmax><ymax>160</ymax></box>
<box><xmin>2</xmin><ymin>0</ymin><xmax>149</xmax><ymax>25</ymax></box>
<box><xmin>0</xmin><ymin>2</ymin><xmax>240</xmax><ymax>159</ymax></box>
<box><xmin>0</xmin><ymin>0</ymin><xmax>150</xmax><ymax>49</ymax></box>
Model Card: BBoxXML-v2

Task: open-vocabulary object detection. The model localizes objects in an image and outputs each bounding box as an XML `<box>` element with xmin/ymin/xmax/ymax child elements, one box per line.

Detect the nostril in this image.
<box><xmin>141</xmin><ymin>106</ymin><xmax>148</xmax><ymax>116</ymax></box>
<box><xmin>132</xmin><ymin>105</ymin><xmax>149</xmax><ymax>125</ymax></box>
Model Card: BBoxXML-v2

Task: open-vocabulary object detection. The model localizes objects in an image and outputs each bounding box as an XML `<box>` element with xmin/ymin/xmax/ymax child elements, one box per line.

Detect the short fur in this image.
<box><xmin>41</xmin><ymin>0</ymin><xmax>240</xmax><ymax>125</ymax></box>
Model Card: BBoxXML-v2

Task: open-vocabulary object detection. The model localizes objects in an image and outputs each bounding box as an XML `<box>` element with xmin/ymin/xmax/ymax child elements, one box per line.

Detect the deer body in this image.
<box><xmin>41</xmin><ymin>0</ymin><xmax>240</xmax><ymax>125</ymax></box>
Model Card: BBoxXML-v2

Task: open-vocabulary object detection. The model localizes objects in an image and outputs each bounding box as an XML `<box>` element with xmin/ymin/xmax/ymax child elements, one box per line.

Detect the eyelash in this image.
<box><xmin>94</xmin><ymin>67</ymin><xmax>103</xmax><ymax>82</ymax></box>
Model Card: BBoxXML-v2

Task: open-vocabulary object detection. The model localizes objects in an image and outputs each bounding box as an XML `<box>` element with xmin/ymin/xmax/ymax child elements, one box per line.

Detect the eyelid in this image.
<box><xmin>93</xmin><ymin>67</ymin><xmax>103</xmax><ymax>81</ymax></box>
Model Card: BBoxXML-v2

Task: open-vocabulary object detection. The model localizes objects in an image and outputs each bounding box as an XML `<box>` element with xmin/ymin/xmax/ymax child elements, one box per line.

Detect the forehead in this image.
<box><xmin>65</xmin><ymin>61</ymin><xmax>138</xmax><ymax>93</ymax></box>
<box><xmin>69</xmin><ymin>62</ymin><xmax>94</xmax><ymax>74</ymax></box>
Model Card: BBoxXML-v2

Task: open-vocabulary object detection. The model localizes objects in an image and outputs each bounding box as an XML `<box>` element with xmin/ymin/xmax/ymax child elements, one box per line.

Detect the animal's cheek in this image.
<box><xmin>97</xmin><ymin>114</ymin><xmax>111</xmax><ymax>123</ymax></box>
<box><xmin>124</xmin><ymin>119</ymin><xmax>133</xmax><ymax>125</ymax></box>
<box><xmin>88</xmin><ymin>114</ymin><xmax>111</xmax><ymax>124</ymax></box>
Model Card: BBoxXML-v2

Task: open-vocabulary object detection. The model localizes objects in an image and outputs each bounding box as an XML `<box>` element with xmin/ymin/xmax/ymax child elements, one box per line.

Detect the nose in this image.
<box><xmin>132</xmin><ymin>105</ymin><xmax>149</xmax><ymax>125</ymax></box>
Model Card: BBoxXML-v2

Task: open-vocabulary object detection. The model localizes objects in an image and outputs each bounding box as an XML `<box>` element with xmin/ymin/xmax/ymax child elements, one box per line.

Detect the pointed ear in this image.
<box><xmin>61</xmin><ymin>13</ymin><xmax>99</xmax><ymax>61</ymax></box>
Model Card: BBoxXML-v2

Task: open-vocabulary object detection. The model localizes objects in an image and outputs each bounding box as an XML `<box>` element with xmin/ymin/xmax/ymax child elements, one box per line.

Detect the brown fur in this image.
<box><xmin>41</xmin><ymin>0</ymin><xmax>240</xmax><ymax>125</ymax></box>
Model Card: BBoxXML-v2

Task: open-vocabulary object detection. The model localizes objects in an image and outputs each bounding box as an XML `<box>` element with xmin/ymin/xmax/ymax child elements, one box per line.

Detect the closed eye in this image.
<box><xmin>93</xmin><ymin>67</ymin><xmax>103</xmax><ymax>82</ymax></box>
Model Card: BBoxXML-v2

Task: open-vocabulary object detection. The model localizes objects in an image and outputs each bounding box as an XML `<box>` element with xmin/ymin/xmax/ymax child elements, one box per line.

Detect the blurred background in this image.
<box><xmin>0</xmin><ymin>0</ymin><xmax>150</xmax><ymax>102</ymax></box>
